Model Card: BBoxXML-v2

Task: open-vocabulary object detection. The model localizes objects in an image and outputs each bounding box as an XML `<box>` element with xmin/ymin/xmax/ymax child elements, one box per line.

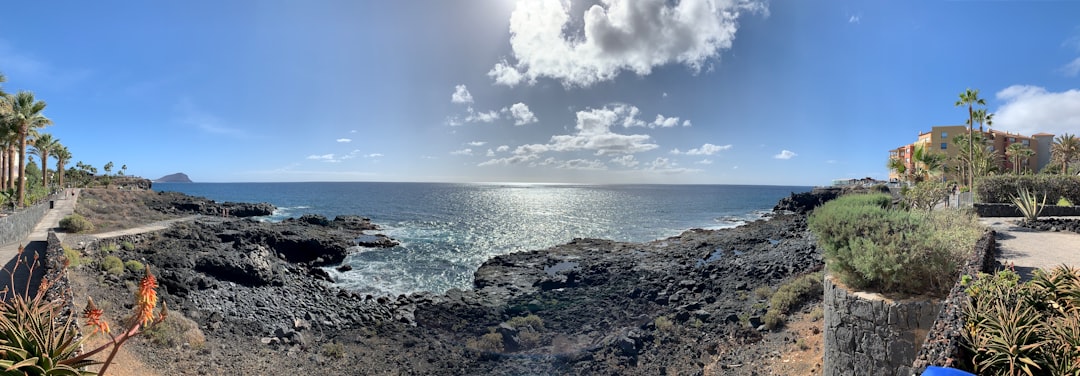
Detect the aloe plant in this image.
<box><xmin>1010</xmin><ymin>187</ymin><xmax>1047</xmax><ymax>222</ymax></box>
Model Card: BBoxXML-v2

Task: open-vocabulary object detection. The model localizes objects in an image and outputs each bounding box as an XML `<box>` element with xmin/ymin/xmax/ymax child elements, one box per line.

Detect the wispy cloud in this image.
<box><xmin>337</xmin><ymin>138</ymin><xmax>352</xmax><ymax>143</ymax></box>
<box><xmin>671</xmin><ymin>143</ymin><xmax>732</xmax><ymax>156</ymax></box>
<box><xmin>774</xmin><ymin>150</ymin><xmax>797</xmax><ymax>160</ymax></box>
<box><xmin>174</xmin><ymin>98</ymin><xmax>248</xmax><ymax>138</ymax></box>
<box><xmin>1060</xmin><ymin>57</ymin><xmax>1080</xmax><ymax>77</ymax></box>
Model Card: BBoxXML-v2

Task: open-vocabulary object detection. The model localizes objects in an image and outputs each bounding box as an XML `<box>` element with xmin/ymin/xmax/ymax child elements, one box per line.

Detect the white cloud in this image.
<box><xmin>451</xmin><ymin>84</ymin><xmax>474</xmax><ymax>104</ymax></box>
<box><xmin>518</xmin><ymin>105</ymin><xmax>658</xmax><ymax>156</ymax></box>
<box><xmin>365</xmin><ymin>153</ymin><xmax>383</xmax><ymax>158</ymax></box>
<box><xmin>539</xmin><ymin>158</ymin><xmax>606</xmax><ymax>170</ymax></box>
<box><xmin>465</xmin><ymin>108</ymin><xmax>500</xmax><ymax>123</ymax></box>
<box><xmin>504</xmin><ymin>102</ymin><xmax>538</xmax><ymax>125</ymax></box>
<box><xmin>445</xmin><ymin>116</ymin><xmax>464</xmax><ymax>126</ymax></box>
<box><xmin>349</xmin><ymin>129</ymin><xmax>358</xmax><ymax>133</ymax></box>
<box><xmin>478</xmin><ymin>154</ymin><xmax>540</xmax><ymax>166</ymax></box>
<box><xmin>489</xmin><ymin>0</ymin><xmax>766</xmax><ymax>87</ymax></box>
<box><xmin>774</xmin><ymin>150</ymin><xmax>797</xmax><ymax>160</ymax></box>
<box><xmin>306</xmin><ymin>154</ymin><xmax>339</xmax><ymax>163</ymax></box>
<box><xmin>848</xmin><ymin>15</ymin><xmax>860</xmax><ymax>24</ymax></box>
<box><xmin>451</xmin><ymin>148</ymin><xmax>474</xmax><ymax>156</ymax></box>
<box><xmin>1060</xmin><ymin>57</ymin><xmax>1080</xmax><ymax>77</ymax></box>
<box><xmin>682</xmin><ymin>120</ymin><xmax>692</xmax><ymax>127</ymax></box>
<box><xmin>610</xmin><ymin>155</ymin><xmax>639</xmax><ymax>168</ymax></box>
<box><xmin>486</xmin><ymin>149</ymin><xmax>496</xmax><ymax>157</ymax></box>
<box><xmin>468</xmin><ymin>141</ymin><xmax>487</xmax><ymax>146</ymax></box>
<box><xmin>994</xmin><ymin>85</ymin><xmax>1080</xmax><ymax>136</ymax></box>
<box><xmin>671</xmin><ymin>143</ymin><xmax>732</xmax><ymax>155</ymax></box>
<box><xmin>695</xmin><ymin>159</ymin><xmax>713</xmax><ymax>165</ymax></box>
<box><xmin>662</xmin><ymin>92</ymin><xmax>668</xmax><ymax>98</ymax></box>
<box><xmin>652</xmin><ymin>114</ymin><xmax>681</xmax><ymax>128</ymax></box>
<box><xmin>336</xmin><ymin>138</ymin><xmax>352</xmax><ymax>143</ymax></box>
<box><xmin>496</xmin><ymin>145</ymin><xmax>510</xmax><ymax>152</ymax></box>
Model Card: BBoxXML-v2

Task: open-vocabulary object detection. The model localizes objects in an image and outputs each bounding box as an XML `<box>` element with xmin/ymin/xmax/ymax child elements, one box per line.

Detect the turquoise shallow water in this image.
<box><xmin>154</xmin><ymin>182</ymin><xmax>810</xmax><ymax>296</ymax></box>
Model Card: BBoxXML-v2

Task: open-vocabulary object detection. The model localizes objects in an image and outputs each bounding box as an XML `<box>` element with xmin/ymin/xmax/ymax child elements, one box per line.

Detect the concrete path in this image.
<box><xmin>0</xmin><ymin>189</ymin><xmax>80</xmax><ymax>299</ymax></box>
<box><xmin>979</xmin><ymin>217</ymin><xmax>1080</xmax><ymax>280</ymax></box>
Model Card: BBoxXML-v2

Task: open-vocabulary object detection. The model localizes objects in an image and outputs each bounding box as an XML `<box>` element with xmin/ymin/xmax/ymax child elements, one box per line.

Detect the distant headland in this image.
<box><xmin>154</xmin><ymin>172</ymin><xmax>193</xmax><ymax>183</ymax></box>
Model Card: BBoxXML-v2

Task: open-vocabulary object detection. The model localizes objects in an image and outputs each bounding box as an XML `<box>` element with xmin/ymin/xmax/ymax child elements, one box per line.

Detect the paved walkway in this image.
<box><xmin>979</xmin><ymin>217</ymin><xmax>1080</xmax><ymax>280</ymax></box>
<box><xmin>0</xmin><ymin>189</ymin><xmax>80</xmax><ymax>299</ymax></box>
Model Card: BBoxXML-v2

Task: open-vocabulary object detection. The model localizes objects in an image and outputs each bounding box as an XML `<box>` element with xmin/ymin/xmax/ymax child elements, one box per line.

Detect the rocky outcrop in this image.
<box><xmin>95</xmin><ymin>214</ymin><xmax>400</xmax><ymax>339</ymax></box>
<box><xmin>111</xmin><ymin>176</ymin><xmax>154</xmax><ymax>190</ymax></box>
<box><xmin>144</xmin><ymin>191</ymin><xmax>275</xmax><ymax>217</ymax></box>
<box><xmin>155</xmin><ymin>173</ymin><xmax>193</xmax><ymax>183</ymax></box>
<box><xmin>85</xmin><ymin>191</ymin><xmax>831</xmax><ymax>375</ymax></box>
<box><xmin>774</xmin><ymin>187</ymin><xmax>842</xmax><ymax>213</ymax></box>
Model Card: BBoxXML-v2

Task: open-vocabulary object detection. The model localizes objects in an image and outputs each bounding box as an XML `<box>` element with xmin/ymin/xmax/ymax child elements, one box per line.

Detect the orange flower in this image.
<box><xmin>134</xmin><ymin>265</ymin><xmax>159</xmax><ymax>327</ymax></box>
<box><xmin>83</xmin><ymin>297</ymin><xmax>110</xmax><ymax>335</ymax></box>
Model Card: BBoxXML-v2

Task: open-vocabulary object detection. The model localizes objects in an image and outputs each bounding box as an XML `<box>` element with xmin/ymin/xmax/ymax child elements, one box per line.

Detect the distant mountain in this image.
<box><xmin>155</xmin><ymin>173</ymin><xmax>193</xmax><ymax>183</ymax></box>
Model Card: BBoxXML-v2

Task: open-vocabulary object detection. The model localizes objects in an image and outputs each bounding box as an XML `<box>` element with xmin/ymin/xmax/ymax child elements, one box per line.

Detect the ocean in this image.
<box><xmin>153</xmin><ymin>182</ymin><xmax>811</xmax><ymax>296</ymax></box>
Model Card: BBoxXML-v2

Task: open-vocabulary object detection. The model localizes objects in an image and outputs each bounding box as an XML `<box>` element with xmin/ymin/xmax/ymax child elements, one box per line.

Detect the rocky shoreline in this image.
<box><xmin>75</xmin><ymin>190</ymin><xmax>828</xmax><ymax>375</ymax></box>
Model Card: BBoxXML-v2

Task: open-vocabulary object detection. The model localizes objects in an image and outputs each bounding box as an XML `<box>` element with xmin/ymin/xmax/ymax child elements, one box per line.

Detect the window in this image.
<box><xmin>1022</xmin><ymin>139</ymin><xmax>1030</xmax><ymax>146</ymax></box>
<box><xmin>941</xmin><ymin>132</ymin><xmax>948</xmax><ymax>138</ymax></box>
<box><xmin>940</xmin><ymin>143</ymin><xmax>947</xmax><ymax>150</ymax></box>
<box><xmin>1009</xmin><ymin>137</ymin><xmax>1016</xmax><ymax>143</ymax></box>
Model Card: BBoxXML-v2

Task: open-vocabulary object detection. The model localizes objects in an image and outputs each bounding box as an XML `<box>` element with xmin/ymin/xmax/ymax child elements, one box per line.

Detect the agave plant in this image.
<box><xmin>1010</xmin><ymin>187</ymin><xmax>1047</xmax><ymax>223</ymax></box>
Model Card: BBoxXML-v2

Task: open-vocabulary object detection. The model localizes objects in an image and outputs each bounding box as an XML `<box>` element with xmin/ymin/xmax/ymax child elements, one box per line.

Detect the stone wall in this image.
<box><xmin>822</xmin><ymin>275</ymin><xmax>941</xmax><ymax>376</ymax></box>
<box><xmin>910</xmin><ymin>231</ymin><xmax>998</xmax><ymax>373</ymax></box>
<box><xmin>0</xmin><ymin>200</ymin><xmax>50</xmax><ymax>246</ymax></box>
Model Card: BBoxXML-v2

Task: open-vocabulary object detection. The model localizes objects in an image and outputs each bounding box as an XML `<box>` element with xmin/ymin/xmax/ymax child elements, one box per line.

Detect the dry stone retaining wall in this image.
<box><xmin>822</xmin><ymin>275</ymin><xmax>941</xmax><ymax>376</ymax></box>
<box><xmin>0</xmin><ymin>201</ymin><xmax>50</xmax><ymax>246</ymax></box>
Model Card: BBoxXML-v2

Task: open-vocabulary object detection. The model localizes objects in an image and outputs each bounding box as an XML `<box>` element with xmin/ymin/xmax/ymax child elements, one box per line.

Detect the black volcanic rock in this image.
<box><xmin>155</xmin><ymin>172</ymin><xmax>193</xmax><ymax>183</ymax></box>
<box><xmin>145</xmin><ymin>191</ymin><xmax>275</xmax><ymax>217</ymax></box>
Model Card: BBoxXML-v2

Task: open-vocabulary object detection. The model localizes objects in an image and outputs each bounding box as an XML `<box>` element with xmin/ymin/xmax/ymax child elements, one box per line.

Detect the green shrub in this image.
<box><xmin>124</xmin><ymin>259</ymin><xmax>144</xmax><ymax>273</ymax></box>
<box><xmin>505</xmin><ymin>314</ymin><xmax>544</xmax><ymax>332</ymax></box>
<box><xmin>121</xmin><ymin>241</ymin><xmax>135</xmax><ymax>251</ymax></box>
<box><xmin>1057</xmin><ymin>197</ymin><xmax>1073</xmax><ymax>206</ymax></box>
<box><xmin>101</xmin><ymin>255</ymin><xmax>125</xmax><ymax>275</ymax></box>
<box><xmin>962</xmin><ymin>267</ymin><xmax>1080</xmax><ymax>375</ymax></box>
<box><xmin>808</xmin><ymin>193</ymin><xmax>982</xmax><ymax>295</ymax></box>
<box><xmin>466</xmin><ymin>329</ymin><xmax>504</xmax><ymax>353</ymax></box>
<box><xmin>59</xmin><ymin>214</ymin><xmax>94</xmax><ymax>233</ymax></box>
<box><xmin>654</xmin><ymin>316</ymin><xmax>675</xmax><ymax>332</ymax></box>
<box><xmin>752</xmin><ymin>286</ymin><xmax>773</xmax><ymax>300</ymax></box>
<box><xmin>976</xmin><ymin>175</ymin><xmax>1080</xmax><ymax>204</ymax></box>
<box><xmin>63</xmin><ymin>246</ymin><xmax>83</xmax><ymax>267</ymax></box>
<box><xmin>321</xmin><ymin>342</ymin><xmax>346</xmax><ymax>359</ymax></box>
<box><xmin>763</xmin><ymin>271</ymin><xmax>824</xmax><ymax>330</ymax></box>
<box><xmin>99</xmin><ymin>243</ymin><xmax>119</xmax><ymax>253</ymax></box>
<box><xmin>143</xmin><ymin>311</ymin><xmax>206</xmax><ymax>350</ymax></box>
<box><xmin>903</xmin><ymin>181</ymin><xmax>949</xmax><ymax>211</ymax></box>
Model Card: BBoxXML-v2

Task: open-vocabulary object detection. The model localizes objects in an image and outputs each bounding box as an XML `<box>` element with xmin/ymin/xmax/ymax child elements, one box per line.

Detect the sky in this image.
<box><xmin>2</xmin><ymin>0</ymin><xmax>1079</xmax><ymax>185</ymax></box>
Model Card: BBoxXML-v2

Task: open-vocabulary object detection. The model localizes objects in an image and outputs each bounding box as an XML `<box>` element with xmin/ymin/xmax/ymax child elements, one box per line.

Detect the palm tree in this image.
<box><xmin>1005</xmin><ymin>143</ymin><xmax>1035</xmax><ymax>174</ymax></box>
<box><xmin>955</xmin><ymin>89</ymin><xmax>986</xmax><ymax>188</ymax></box>
<box><xmin>887</xmin><ymin>157</ymin><xmax>908</xmax><ymax>182</ymax></box>
<box><xmin>53</xmin><ymin>145</ymin><xmax>71</xmax><ymax>188</ymax></box>
<box><xmin>5</xmin><ymin>91</ymin><xmax>52</xmax><ymax>206</ymax></box>
<box><xmin>30</xmin><ymin>133</ymin><xmax>59</xmax><ymax>189</ymax></box>
<box><xmin>912</xmin><ymin>143</ymin><xmax>946</xmax><ymax>182</ymax></box>
<box><xmin>969</xmin><ymin>109</ymin><xmax>993</xmax><ymax>132</ymax></box>
<box><xmin>1052</xmin><ymin>133</ymin><xmax>1080</xmax><ymax>175</ymax></box>
<box><xmin>0</xmin><ymin>121</ymin><xmax>13</xmax><ymax>189</ymax></box>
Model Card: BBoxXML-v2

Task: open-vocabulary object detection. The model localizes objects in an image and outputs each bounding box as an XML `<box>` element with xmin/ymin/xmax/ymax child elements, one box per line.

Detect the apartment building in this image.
<box><xmin>889</xmin><ymin>125</ymin><xmax>1053</xmax><ymax>182</ymax></box>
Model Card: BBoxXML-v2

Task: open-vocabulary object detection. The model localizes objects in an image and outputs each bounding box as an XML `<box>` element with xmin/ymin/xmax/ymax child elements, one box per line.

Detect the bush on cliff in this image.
<box><xmin>59</xmin><ymin>214</ymin><xmax>94</xmax><ymax>233</ymax></box>
<box><xmin>808</xmin><ymin>193</ymin><xmax>983</xmax><ymax>296</ymax></box>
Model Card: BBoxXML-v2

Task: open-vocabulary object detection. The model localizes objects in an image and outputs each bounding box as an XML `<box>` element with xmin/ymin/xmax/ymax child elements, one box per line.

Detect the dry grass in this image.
<box><xmin>75</xmin><ymin>189</ymin><xmax>178</xmax><ymax>233</ymax></box>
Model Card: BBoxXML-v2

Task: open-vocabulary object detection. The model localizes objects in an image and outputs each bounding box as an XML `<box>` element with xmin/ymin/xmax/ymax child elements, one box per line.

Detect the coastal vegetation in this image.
<box><xmin>961</xmin><ymin>266</ymin><xmax>1080</xmax><ymax>375</ymax></box>
<box><xmin>762</xmin><ymin>271</ymin><xmax>824</xmax><ymax>330</ymax></box>
<box><xmin>974</xmin><ymin>175</ymin><xmax>1080</xmax><ymax>204</ymax></box>
<box><xmin>808</xmin><ymin>193</ymin><xmax>983</xmax><ymax>296</ymax></box>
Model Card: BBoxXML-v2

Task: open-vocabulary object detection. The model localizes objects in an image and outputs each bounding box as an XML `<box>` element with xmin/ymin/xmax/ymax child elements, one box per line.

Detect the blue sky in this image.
<box><xmin>2</xmin><ymin>1</ymin><xmax>1079</xmax><ymax>185</ymax></box>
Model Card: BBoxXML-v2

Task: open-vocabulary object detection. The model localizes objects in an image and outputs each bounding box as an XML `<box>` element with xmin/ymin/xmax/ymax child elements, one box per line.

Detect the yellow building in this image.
<box><xmin>889</xmin><ymin>125</ymin><xmax>1053</xmax><ymax>182</ymax></box>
